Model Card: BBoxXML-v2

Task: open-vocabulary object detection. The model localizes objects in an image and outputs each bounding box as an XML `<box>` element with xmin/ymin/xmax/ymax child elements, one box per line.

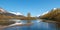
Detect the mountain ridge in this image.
<box><xmin>0</xmin><ymin>8</ymin><xmax>25</xmax><ymax>19</ymax></box>
<box><xmin>39</xmin><ymin>8</ymin><xmax>60</xmax><ymax>22</ymax></box>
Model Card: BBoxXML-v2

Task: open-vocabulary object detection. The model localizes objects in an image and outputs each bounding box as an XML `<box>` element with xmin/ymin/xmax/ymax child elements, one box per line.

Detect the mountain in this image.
<box><xmin>0</xmin><ymin>8</ymin><xmax>24</xmax><ymax>19</ymax></box>
<box><xmin>37</xmin><ymin>11</ymin><xmax>49</xmax><ymax>17</ymax></box>
<box><xmin>39</xmin><ymin>8</ymin><xmax>60</xmax><ymax>22</ymax></box>
<box><xmin>0</xmin><ymin>8</ymin><xmax>25</xmax><ymax>25</ymax></box>
<box><xmin>39</xmin><ymin>8</ymin><xmax>60</xmax><ymax>27</ymax></box>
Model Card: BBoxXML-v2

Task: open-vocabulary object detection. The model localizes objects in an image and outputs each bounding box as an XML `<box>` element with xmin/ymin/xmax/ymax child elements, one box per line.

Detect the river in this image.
<box><xmin>3</xmin><ymin>19</ymin><xmax>60</xmax><ymax>30</ymax></box>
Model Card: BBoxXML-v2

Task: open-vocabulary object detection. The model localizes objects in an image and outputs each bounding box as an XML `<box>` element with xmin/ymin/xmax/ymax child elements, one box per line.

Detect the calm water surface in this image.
<box><xmin>3</xmin><ymin>20</ymin><xmax>58</xmax><ymax>30</ymax></box>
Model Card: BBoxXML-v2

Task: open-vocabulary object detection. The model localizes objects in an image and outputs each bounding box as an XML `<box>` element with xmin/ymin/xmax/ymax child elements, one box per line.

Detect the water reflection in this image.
<box><xmin>3</xmin><ymin>20</ymin><xmax>59</xmax><ymax>30</ymax></box>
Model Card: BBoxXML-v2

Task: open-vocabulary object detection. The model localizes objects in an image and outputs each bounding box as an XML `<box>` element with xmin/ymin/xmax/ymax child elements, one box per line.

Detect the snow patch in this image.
<box><xmin>53</xmin><ymin>8</ymin><xmax>57</xmax><ymax>10</ymax></box>
<box><xmin>9</xmin><ymin>12</ymin><xmax>23</xmax><ymax>15</ymax></box>
<box><xmin>0</xmin><ymin>8</ymin><xmax>7</xmax><ymax>13</ymax></box>
<box><xmin>42</xmin><ymin>11</ymin><xmax>49</xmax><ymax>15</ymax></box>
<box><xmin>37</xmin><ymin>11</ymin><xmax>49</xmax><ymax>17</ymax></box>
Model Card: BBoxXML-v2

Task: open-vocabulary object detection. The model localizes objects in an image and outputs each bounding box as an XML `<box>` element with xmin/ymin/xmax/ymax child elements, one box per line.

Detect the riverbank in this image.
<box><xmin>0</xmin><ymin>25</ymin><xmax>9</xmax><ymax>30</ymax></box>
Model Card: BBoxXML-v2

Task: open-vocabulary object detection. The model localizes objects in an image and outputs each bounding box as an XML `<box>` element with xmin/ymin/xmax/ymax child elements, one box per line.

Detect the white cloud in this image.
<box><xmin>9</xmin><ymin>12</ymin><xmax>23</xmax><ymax>15</ymax></box>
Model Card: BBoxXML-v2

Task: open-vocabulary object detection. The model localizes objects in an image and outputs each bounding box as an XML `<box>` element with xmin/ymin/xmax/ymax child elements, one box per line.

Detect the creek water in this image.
<box><xmin>3</xmin><ymin>20</ymin><xmax>59</xmax><ymax>30</ymax></box>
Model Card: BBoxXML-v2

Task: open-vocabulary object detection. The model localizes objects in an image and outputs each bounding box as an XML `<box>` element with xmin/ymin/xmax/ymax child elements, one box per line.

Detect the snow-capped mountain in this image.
<box><xmin>37</xmin><ymin>11</ymin><xmax>49</xmax><ymax>17</ymax></box>
<box><xmin>53</xmin><ymin>8</ymin><xmax>57</xmax><ymax>10</ymax></box>
<box><xmin>39</xmin><ymin>8</ymin><xmax>60</xmax><ymax>19</ymax></box>
<box><xmin>0</xmin><ymin>8</ymin><xmax>7</xmax><ymax>13</ymax></box>
<box><xmin>0</xmin><ymin>8</ymin><xmax>24</xmax><ymax>17</ymax></box>
<box><xmin>9</xmin><ymin>12</ymin><xmax>23</xmax><ymax>15</ymax></box>
<box><xmin>38</xmin><ymin>8</ymin><xmax>58</xmax><ymax>17</ymax></box>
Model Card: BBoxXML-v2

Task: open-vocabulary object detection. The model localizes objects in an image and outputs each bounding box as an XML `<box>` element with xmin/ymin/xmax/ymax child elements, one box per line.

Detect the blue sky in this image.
<box><xmin>0</xmin><ymin>0</ymin><xmax>60</xmax><ymax>16</ymax></box>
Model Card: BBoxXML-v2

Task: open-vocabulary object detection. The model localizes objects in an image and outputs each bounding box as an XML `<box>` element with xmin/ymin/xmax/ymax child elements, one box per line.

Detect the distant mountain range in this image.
<box><xmin>0</xmin><ymin>8</ymin><xmax>25</xmax><ymax>19</ymax></box>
